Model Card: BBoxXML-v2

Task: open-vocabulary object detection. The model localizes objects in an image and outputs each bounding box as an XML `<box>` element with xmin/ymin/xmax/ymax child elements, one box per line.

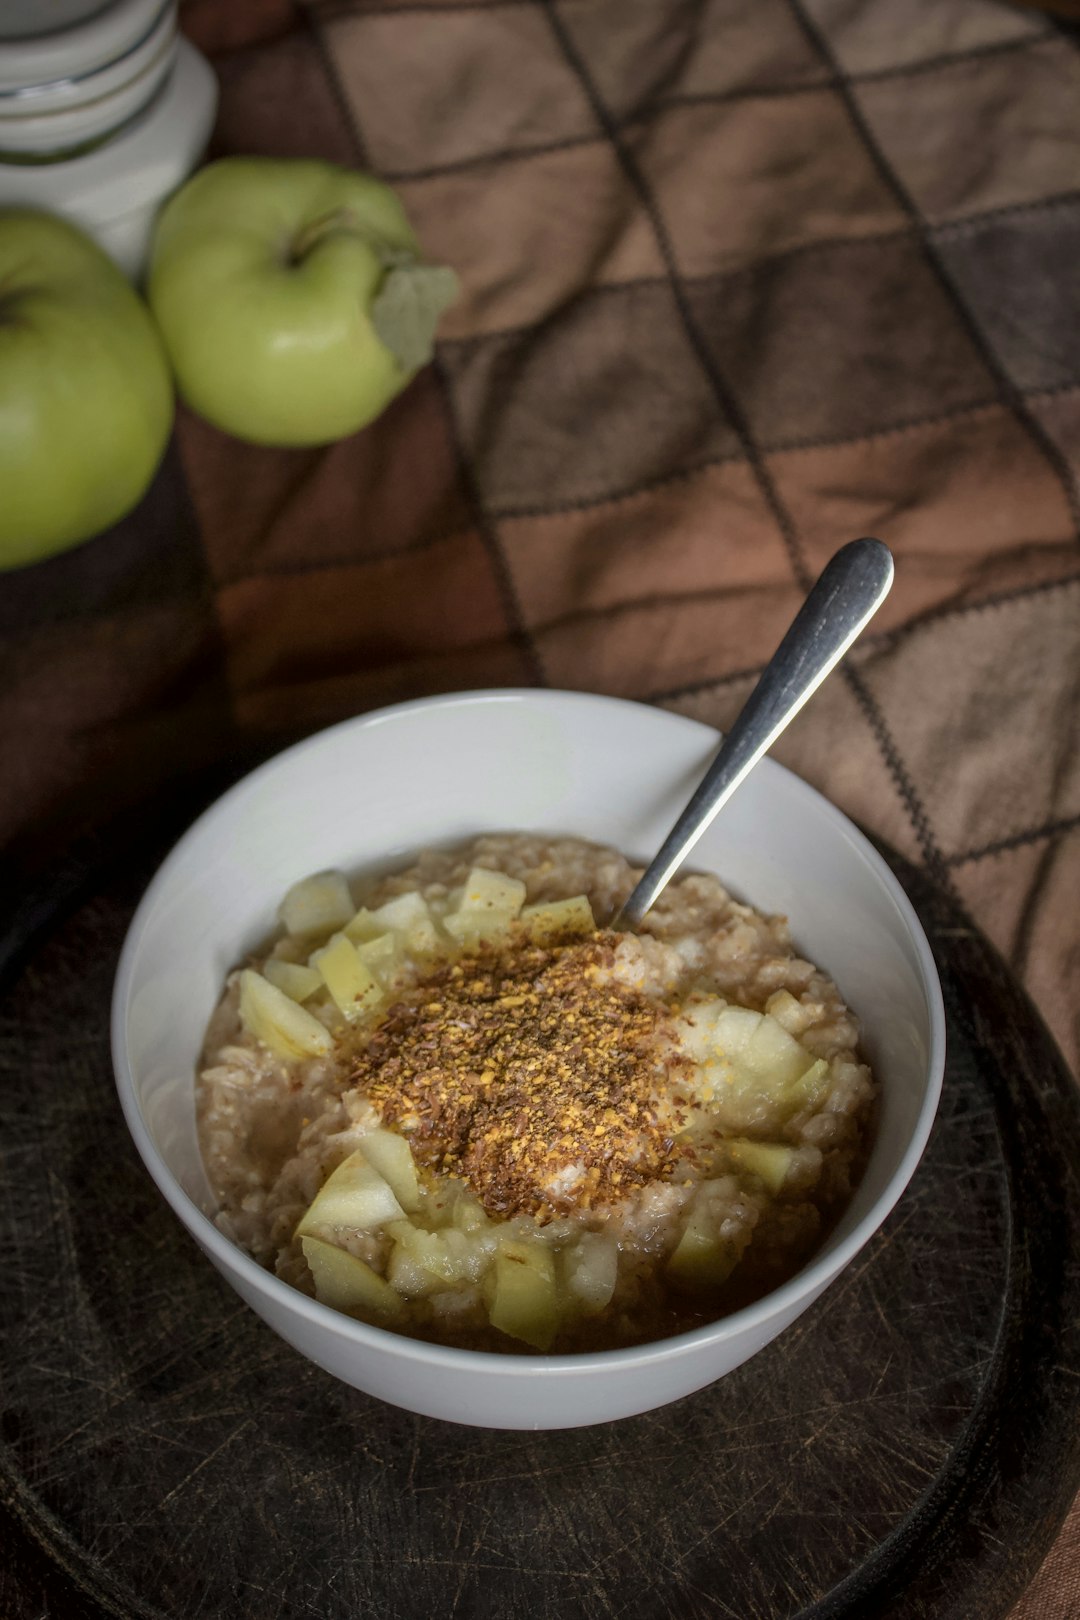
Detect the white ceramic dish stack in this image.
<box><xmin>0</xmin><ymin>0</ymin><xmax>217</xmax><ymax>276</ymax></box>
<box><xmin>0</xmin><ymin>0</ymin><xmax>179</xmax><ymax>155</ymax></box>
<box><xmin>111</xmin><ymin>689</ymin><xmax>946</xmax><ymax>1430</ymax></box>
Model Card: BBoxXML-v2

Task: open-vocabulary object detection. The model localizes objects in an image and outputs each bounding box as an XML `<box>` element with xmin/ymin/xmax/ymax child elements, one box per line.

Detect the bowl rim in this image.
<box><xmin>111</xmin><ymin>687</ymin><xmax>947</xmax><ymax>1377</ymax></box>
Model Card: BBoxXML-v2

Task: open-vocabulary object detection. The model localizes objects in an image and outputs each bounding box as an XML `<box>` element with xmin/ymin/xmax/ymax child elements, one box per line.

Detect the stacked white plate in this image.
<box><xmin>0</xmin><ymin>0</ymin><xmax>179</xmax><ymax>158</ymax></box>
<box><xmin>0</xmin><ymin>0</ymin><xmax>217</xmax><ymax>276</ymax></box>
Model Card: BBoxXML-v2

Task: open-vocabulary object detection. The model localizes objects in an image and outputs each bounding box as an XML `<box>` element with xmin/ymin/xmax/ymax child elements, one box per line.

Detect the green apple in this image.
<box><xmin>147</xmin><ymin>158</ymin><xmax>459</xmax><ymax>447</ymax></box>
<box><xmin>0</xmin><ymin>210</ymin><xmax>173</xmax><ymax>571</ymax></box>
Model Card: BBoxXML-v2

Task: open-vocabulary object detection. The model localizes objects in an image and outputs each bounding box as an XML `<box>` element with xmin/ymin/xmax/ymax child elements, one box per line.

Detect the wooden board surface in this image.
<box><xmin>1</xmin><ymin>813</ymin><xmax>1078</xmax><ymax>1620</ymax></box>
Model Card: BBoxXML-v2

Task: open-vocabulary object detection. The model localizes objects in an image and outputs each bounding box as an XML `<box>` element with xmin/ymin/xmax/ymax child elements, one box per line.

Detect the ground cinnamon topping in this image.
<box><xmin>349</xmin><ymin>930</ymin><xmax>688</xmax><ymax>1219</ymax></box>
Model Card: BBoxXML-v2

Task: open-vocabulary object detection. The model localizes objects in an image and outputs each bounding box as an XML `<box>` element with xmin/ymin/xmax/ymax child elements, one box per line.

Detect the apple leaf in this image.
<box><xmin>371</xmin><ymin>263</ymin><xmax>460</xmax><ymax>373</ymax></box>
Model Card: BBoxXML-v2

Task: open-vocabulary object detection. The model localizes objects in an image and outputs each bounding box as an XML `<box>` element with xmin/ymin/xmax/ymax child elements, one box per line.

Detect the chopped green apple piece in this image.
<box><xmin>564</xmin><ymin>1231</ymin><xmax>618</xmax><ymax>1313</ymax></box>
<box><xmin>727</xmin><ymin>1139</ymin><xmax>795</xmax><ymax>1194</ymax></box>
<box><xmin>310</xmin><ymin>932</ymin><xmax>383</xmax><ymax>1022</ymax></box>
<box><xmin>783</xmin><ymin>1058</ymin><xmax>830</xmax><ymax>1112</ymax></box>
<box><xmin>359</xmin><ymin>1128</ymin><xmax>420</xmax><ymax>1211</ymax></box>
<box><xmin>385</xmin><ymin>1239</ymin><xmax>436</xmax><ymax>1298</ymax></box>
<box><xmin>457</xmin><ymin>867</ymin><xmax>527</xmax><ymax>916</ymax></box>
<box><xmin>386</xmin><ymin>1216</ymin><xmax>492</xmax><ymax>1296</ymax></box>
<box><xmin>261</xmin><ymin>958</ymin><xmax>322</xmax><ymax>1002</ymax></box>
<box><xmin>488</xmin><ymin>1238</ymin><xmax>560</xmax><ymax>1350</ymax></box>
<box><xmin>278</xmin><ymin>869</ymin><xmax>354</xmax><ymax>938</ymax></box>
<box><xmin>238</xmin><ymin>969</ymin><xmax>333</xmax><ymax>1061</ymax></box>
<box><xmin>519</xmin><ymin>895</ymin><xmax>595</xmax><ymax>941</ymax></box>
<box><xmin>680</xmin><ymin>1001</ymin><xmax>759</xmax><ymax>1066</ymax></box>
<box><xmin>442</xmin><ymin>866</ymin><xmax>526</xmax><ymax>943</ymax></box>
<box><xmin>683</xmin><ymin>997</ymin><xmax>761</xmax><ymax>1062</ymax></box>
<box><xmin>742</xmin><ymin>1012</ymin><xmax>816</xmax><ymax>1088</ymax></box>
<box><xmin>301</xmin><ymin>1235</ymin><xmax>402</xmax><ymax>1319</ymax></box>
<box><xmin>296</xmin><ymin>1150</ymin><xmax>404</xmax><ymax>1236</ymax></box>
<box><xmin>681</xmin><ymin>999</ymin><xmax>823</xmax><ymax>1123</ymax></box>
<box><xmin>443</xmin><ymin>908</ymin><xmax>516</xmax><ymax>947</ymax></box>
<box><xmin>414</xmin><ymin>1179</ymin><xmax>488</xmax><ymax>1234</ymax></box>
<box><xmin>355</xmin><ymin>931</ymin><xmax>402</xmax><ymax>983</ymax></box>
<box><xmin>667</xmin><ymin>1211</ymin><xmax>739</xmax><ymax>1291</ymax></box>
<box><xmin>422</xmin><ymin>1182</ymin><xmax>459</xmax><ymax>1229</ymax></box>
<box><xmin>765</xmin><ymin>988</ymin><xmax>809</xmax><ymax>1035</ymax></box>
<box><xmin>370</xmin><ymin>891</ymin><xmax>440</xmax><ymax>954</ymax></box>
<box><xmin>343</xmin><ymin>906</ymin><xmax>384</xmax><ymax>944</ymax></box>
<box><xmin>452</xmin><ymin>1193</ymin><xmax>490</xmax><ymax>1237</ymax></box>
<box><xmin>387</xmin><ymin>1220</ymin><xmax>477</xmax><ymax>1285</ymax></box>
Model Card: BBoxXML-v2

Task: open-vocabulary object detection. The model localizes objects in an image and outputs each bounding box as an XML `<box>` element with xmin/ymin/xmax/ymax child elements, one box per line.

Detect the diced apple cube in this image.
<box><xmin>370</xmin><ymin>891</ymin><xmax>440</xmax><ymax>954</ymax></box>
<box><xmin>743</xmin><ymin>1013</ymin><xmax>815</xmax><ymax>1088</ymax></box>
<box><xmin>666</xmin><ymin>1212</ymin><xmax>739</xmax><ymax>1291</ymax></box>
<box><xmin>565</xmin><ymin>1232</ymin><xmax>618</xmax><ymax>1313</ymax></box>
<box><xmin>301</xmin><ymin>1235</ymin><xmax>402</xmax><ymax>1319</ymax></box>
<box><xmin>519</xmin><ymin>895</ymin><xmax>595</xmax><ymax>941</ymax></box>
<box><xmin>783</xmin><ymin>1058</ymin><xmax>830</xmax><ymax>1112</ymax></box>
<box><xmin>359</xmin><ymin>1128</ymin><xmax>420</xmax><ymax>1212</ymax></box>
<box><xmin>403</xmin><ymin>1218</ymin><xmax>469</xmax><ymax>1270</ymax></box>
<box><xmin>238</xmin><ymin>969</ymin><xmax>333</xmax><ymax>1061</ymax></box>
<box><xmin>386</xmin><ymin>1221</ymin><xmax>478</xmax><ymax>1286</ymax></box>
<box><xmin>261</xmin><ymin>958</ymin><xmax>322</xmax><ymax>1003</ymax></box>
<box><xmin>343</xmin><ymin>907</ymin><xmax>383</xmax><ymax>944</ymax></box>
<box><xmin>452</xmin><ymin>1194</ymin><xmax>490</xmax><ymax>1237</ymax></box>
<box><xmin>458</xmin><ymin>867</ymin><xmax>527</xmax><ymax>916</ymax></box>
<box><xmin>681</xmin><ymin>1000</ymin><xmax>820</xmax><ymax>1120</ymax></box>
<box><xmin>765</xmin><ymin>989</ymin><xmax>811</xmax><ymax>1036</ymax></box>
<box><xmin>442</xmin><ymin>867</ymin><xmax>526</xmax><ymax>945</ymax></box>
<box><xmin>439</xmin><ymin>1227</ymin><xmax>481</xmax><ymax>1279</ymax></box>
<box><xmin>443</xmin><ymin>909</ymin><xmax>515</xmax><ymax>947</ymax></box>
<box><xmin>310</xmin><ymin>932</ymin><xmax>383</xmax><ymax>1022</ymax></box>
<box><xmin>680</xmin><ymin>1000</ymin><xmax>760</xmax><ymax>1066</ymax></box>
<box><xmin>278</xmin><ymin>870</ymin><xmax>355</xmax><ymax>939</ymax></box>
<box><xmin>355</xmin><ymin>932</ymin><xmax>402</xmax><ymax>984</ymax></box>
<box><xmin>386</xmin><ymin>1240</ymin><xmax>436</xmax><ymax>1298</ymax></box>
<box><xmin>422</xmin><ymin>1182</ymin><xmax>459</xmax><ymax>1229</ymax></box>
<box><xmin>296</xmin><ymin>1150</ymin><xmax>405</xmax><ymax>1237</ymax></box>
<box><xmin>488</xmin><ymin>1238</ymin><xmax>560</xmax><ymax>1350</ymax></box>
<box><xmin>727</xmin><ymin>1139</ymin><xmax>795</xmax><ymax>1194</ymax></box>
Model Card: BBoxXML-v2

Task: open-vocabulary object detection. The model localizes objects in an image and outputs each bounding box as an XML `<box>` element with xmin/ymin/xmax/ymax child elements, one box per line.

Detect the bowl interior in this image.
<box><xmin>115</xmin><ymin>690</ymin><xmax>942</xmax><ymax>1318</ymax></box>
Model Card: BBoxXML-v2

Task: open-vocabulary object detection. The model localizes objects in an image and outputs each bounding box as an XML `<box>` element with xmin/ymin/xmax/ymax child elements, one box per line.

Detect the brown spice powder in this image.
<box><xmin>348</xmin><ymin>931</ymin><xmax>687</xmax><ymax>1219</ymax></box>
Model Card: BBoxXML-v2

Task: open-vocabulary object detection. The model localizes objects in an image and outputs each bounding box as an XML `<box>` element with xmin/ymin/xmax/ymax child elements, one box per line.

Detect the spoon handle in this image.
<box><xmin>615</xmin><ymin>536</ymin><xmax>894</xmax><ymax>929</ymax></box>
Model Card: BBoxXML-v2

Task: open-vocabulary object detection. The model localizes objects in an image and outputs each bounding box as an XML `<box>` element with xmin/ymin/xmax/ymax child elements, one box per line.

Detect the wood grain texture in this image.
<box><xmin>0</xmin><ymin>818</ymin><xmax>1078</xmax><ymax>1620</ymax></box>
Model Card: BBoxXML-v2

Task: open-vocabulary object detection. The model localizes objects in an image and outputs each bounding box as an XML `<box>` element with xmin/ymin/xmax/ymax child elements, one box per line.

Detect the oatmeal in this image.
<box><xmin>197</xmin><ymin>834</ymin><xmax>875</xmax><ymax>1352</ymax></box>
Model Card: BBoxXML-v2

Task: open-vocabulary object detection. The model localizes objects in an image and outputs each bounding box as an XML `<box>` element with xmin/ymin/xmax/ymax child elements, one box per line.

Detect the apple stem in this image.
<box><xmin>288</xmin><ymin>207</ymin><xmax>372</xmax><ymax>265</ymax></box>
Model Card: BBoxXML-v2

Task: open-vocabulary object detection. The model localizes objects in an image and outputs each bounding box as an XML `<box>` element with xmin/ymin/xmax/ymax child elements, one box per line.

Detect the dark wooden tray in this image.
<box><xmin>2</xmin><ymin>796</ymin><xmax>1079</xmax><ymax>1620</ymax></box>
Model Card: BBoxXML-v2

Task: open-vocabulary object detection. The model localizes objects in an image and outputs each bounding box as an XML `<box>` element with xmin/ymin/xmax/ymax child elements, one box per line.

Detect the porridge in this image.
<box><xmin>197</xmin><ymin>834</ymin><xmax>876</xmax><ymax>1353</ymax></box>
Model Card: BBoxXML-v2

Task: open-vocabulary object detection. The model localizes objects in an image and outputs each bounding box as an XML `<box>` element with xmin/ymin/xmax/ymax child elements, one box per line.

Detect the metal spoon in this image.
<box><xmin>614</xmin><ymin>536</ymin><xmax>894</xmax><ymax>930</ymax></box>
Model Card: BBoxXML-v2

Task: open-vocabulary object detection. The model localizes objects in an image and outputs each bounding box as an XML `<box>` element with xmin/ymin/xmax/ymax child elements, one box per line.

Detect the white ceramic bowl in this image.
<box><xmin>111</xmin><ymin>690</ymin><xmax>945</xmax><ymax>1429</ymax></box>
